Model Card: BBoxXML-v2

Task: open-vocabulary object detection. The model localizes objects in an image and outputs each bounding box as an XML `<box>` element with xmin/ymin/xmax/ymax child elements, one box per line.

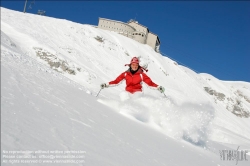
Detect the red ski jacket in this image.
<box><xmin>109</xmin><ymin>68</ymin><xmax>158</xmax><ymax>94</ymax></box>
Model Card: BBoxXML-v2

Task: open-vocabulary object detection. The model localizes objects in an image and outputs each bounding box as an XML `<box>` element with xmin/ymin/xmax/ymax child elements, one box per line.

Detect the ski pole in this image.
<box><xmin>163</xmin><ymin>92</ymin><xmax>167</xmax><ymax>97</ymax></box>
<box><xmin>96</xmin><ymin>88</ymin><xmax>102</xmax><ymax>97</ymax></box>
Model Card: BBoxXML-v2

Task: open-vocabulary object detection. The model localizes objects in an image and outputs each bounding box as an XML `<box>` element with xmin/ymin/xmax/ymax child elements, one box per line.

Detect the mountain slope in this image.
<box><xmin>1</xmin><ymin>7</ymin><xmax>250</xmax><ymax>165</ymax></box>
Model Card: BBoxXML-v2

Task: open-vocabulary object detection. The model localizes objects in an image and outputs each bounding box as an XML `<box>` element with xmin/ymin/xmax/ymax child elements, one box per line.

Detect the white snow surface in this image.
<box><xmin>1</xmin><ymin>7</ymin><xmax>250</xmax><ymax>166</ymax></box>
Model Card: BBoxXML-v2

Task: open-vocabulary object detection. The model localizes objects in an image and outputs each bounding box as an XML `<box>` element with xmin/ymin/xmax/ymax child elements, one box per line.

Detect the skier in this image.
<box><xmin>100</xmin><ymin>57</ymin><xmax>165</xmax><ymax>96</ymax></box>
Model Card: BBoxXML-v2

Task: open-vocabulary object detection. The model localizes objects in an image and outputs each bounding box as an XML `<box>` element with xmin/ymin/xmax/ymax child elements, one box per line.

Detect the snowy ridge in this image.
<box><xmin>1</xmin><ymin>7</ymin><xmax>250</xmax><ymax>166</ymax></box>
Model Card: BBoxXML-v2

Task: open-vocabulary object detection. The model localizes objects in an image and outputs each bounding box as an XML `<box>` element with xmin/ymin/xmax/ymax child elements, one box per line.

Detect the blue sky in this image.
<box><xmin>1</xmin><ymin>1</ymin><xmax>249</xmax><ymax>82</ymax></box>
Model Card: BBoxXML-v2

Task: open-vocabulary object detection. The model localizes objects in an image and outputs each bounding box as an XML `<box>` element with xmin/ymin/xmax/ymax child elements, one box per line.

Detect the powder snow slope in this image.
<box><xmin>1</xmin><ymin>7</ymin><xmax>250</xmax><ymax>166</ymax></box>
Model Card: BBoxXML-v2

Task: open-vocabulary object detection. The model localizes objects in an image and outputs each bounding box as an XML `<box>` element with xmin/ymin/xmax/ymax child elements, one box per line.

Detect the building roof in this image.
<box><xmin>127</xmin><ymin>19</ymin><xmax>149</xmax><ymax>31</ymax></box>
<box><xmin>99</xmin><ymin>17</ymin><xmax>125</xmax><ymax>24</ymax></box>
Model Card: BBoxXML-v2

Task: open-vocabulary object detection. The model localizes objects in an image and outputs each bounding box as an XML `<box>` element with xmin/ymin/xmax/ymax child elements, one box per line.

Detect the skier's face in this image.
<box><xmin>131</xmin><ymin>63</ymin><xmax>139</xmax><ymax>71</ymax></box>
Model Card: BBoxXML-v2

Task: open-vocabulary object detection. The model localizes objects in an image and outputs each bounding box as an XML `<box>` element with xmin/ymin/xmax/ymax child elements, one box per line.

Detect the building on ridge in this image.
<box><xmin>98</xmin><ymin>18</ymin><xmax>160</xmax><ymax>52</ymax></box>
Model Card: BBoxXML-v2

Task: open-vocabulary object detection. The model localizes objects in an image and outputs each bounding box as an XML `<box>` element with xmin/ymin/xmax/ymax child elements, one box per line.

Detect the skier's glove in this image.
<box><xmin>100</xmin><ymin>83</ymin><xmax>109</xmax><ymax>89</ymax></box>
<box><xmin>157</xmin><ymin>86</ymin><xmax>165</xmax><ymax>93</ymax></box>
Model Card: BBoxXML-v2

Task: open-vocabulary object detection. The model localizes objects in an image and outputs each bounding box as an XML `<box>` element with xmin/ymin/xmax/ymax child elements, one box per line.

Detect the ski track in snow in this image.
<box><xmin>98</xmin><ymin>93</ymin><xmax>215</xmax><ymax>147</ymax></box>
